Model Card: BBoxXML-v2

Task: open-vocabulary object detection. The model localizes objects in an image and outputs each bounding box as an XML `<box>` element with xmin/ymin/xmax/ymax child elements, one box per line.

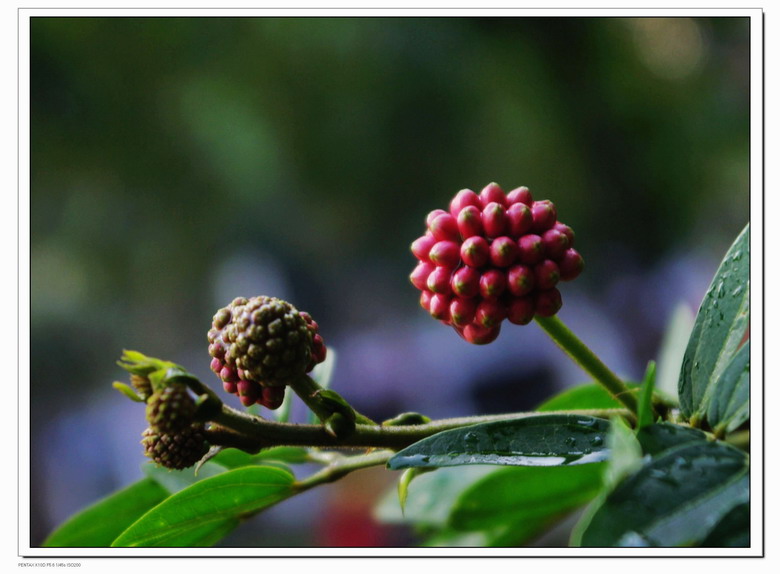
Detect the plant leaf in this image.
<box><xmin>387</xmin><ymin>414</ymin><xmax>610</xmax><ymax>470</ymax></box>
<box><xmin>43</xmin><ymin>478</ymin><xmax>169</xmax><ymax>547</ymax></box>
<box><xmin>111</xmin><ymin>466</ymin><xmax>295</xmax><ymax>547</ymax></box>
<box><xmin>374</xmin><ymin>466</ymin><xmax>496</xmax><ymax>527</ymax></box>
<box><xmin>679</xmin><ymin>224</ymin><xmax>749</xmax><ymax>421</ymax></box>
<box><xmin>579</xmin><ymin>441</ymin><xmax>748</xmax><ymax>547</ymax></box>
<box><xmin>699</xmin><ymin>501</ymin><xmax>750</xmax><ymax>547</ymax></box>
<box><xmin>212</xmin><ymin>446</ymin><xmax>311</xmax><ymax>468</ymax></box>
<box><xmin>570</xmin><ymin>417</ymin><xmax>642</xmax><ymax>546</ymax></box>
<box><xmin>637</xmin><ymin>361</ymin><xmax>656</xmax><ymax>430</ymax></box>
<box><xmin>536</xmin><ymin>383</ymin><xmax>625</xmax><ymax>411</ymax></box>
<box><xmin>635</xmin><ymin>422</ymin><xmax>708</xmax><ymax>456</ymax></box>
<box><xmin>449</xmin><ymin>463</ymin><xmax>605</xmax><ymax>541</ymax></box>
<box><xmin>142</xmin><ymin>461</ymin><xmax>228</xmax><ymax>494</ymax></box>
<box><xmin>655</xmin><ymin>303</ymin><xmax>695</xmax><ymax>402</ymax></box>
<box><xmin>707</xmin><ymin>340</ymin><xmax>750</xmax><ymax>434</ymax></box>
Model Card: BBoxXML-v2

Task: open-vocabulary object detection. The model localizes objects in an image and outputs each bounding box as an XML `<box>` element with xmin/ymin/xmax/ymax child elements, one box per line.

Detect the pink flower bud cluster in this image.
<box><xmin>410</xmin><ymin>183</ymin><xmax>583</xmax><ymax>344</ymax></box>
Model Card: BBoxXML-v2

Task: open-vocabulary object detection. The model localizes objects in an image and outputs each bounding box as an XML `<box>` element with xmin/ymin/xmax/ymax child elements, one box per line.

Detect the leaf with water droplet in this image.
<box><xmin>679</xmin><ymin>223</ymin><xmax>749</xmax><ymax>424</ymax></box>
<box><xmin>576</xmin><ymin>441</ymin><xmax>748</xmax><ymax>547</ymax></box>
<box><xmin>707</xmin><ymin>340</ymin><xmax>750</xmax><ymax>434</ymax></box>
<box><xmin>387</xmin><ymin>414</ymin><xmax>611</xmax><ymax>470</ymax></box>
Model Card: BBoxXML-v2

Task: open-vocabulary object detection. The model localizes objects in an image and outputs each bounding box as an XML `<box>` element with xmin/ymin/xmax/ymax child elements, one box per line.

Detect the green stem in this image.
<box><xmin>534</xmin><ymin>315</ymin><xmax>638</xmax><ymax>416</ymax></box>
<box><xmin>293</xmin><ymin>450</ymin><xmax>395</xmax><ymax>492</ymax></box>
<box><xmin>288</xmin><ymin>373</ymin><xmax>376</xmax><ymax>425</ymax></box>
<box><xmin>209</xmin><ymin>403</ymin><xmax>628</xmax><ymax>452</ymax></box>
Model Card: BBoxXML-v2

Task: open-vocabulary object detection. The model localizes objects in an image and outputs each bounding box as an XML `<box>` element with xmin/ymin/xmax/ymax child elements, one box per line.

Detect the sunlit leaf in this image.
<box><xmin>111</xmin><ymin>466</ymin><xmax>295</xmax><ymax>547</ymax></box>
<box><xmin>43</xmin><ymin>479</ymin><xmax>169</xmax><ymax>547</ymax></box>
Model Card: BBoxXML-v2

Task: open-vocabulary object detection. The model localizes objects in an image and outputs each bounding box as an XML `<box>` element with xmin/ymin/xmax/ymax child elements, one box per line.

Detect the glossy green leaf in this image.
<box><xmin>637</xmin><ymin>361</ymin><xmax>656</xmax><ymax>430</ymax></box>
<box><xmin>43</xmin><ymin>478</ymin><xmax>169</xmax><ymax>547</ymax></box>
<box><xmin>655</xmin><ymin>303</ymin><xmax>695</xmax><ymax>402</ymax></box>
<box><xmin>450</xmin><ymin>463</ymin><xmax>604</xmax><ymax>537</ymax></box>
<box><xmin>707</xmin><ymin>340</ymin><xmax>750</xmax><ymax>434</ymax></box>
<box><xmin>111</xmin><ymin>466</ymin><xmax>295</xmax><ymax>547</ymax></box>
<box><xmin>602</xmin><ymin>417</ymin><xmax>643</xmax><ymax>490</ymax></box>
<box><xmin>579</xmin><ymin>441</ymin><xmax>749</xmax><ymax>547</ymax></box>
<box><xmin>679</xmin><ymin>224</ymin><xmax>749</xmax><ymax>420</ymax></box>
<box><xmin>570</xmin><ymin>417</ymin><xmax>642</xmax><ymax>545</ymax></box>
<box><xmin>536</xmin><ymin>383</ymin><xmax>624</xmax><ymax>411</ymax></box>
<box><xmin>635</xmin><ymin>422</ymin><xmax>708</xmax><ymax>456</ymax></box>
<box><xmin>142</xmin><ymin>461</ymin><xmax>228</xmax><ymax>493</ymax></box>
<box><xmin>387</xmin><ymin>415</ymin><xmax>610</xmax><ymax>470</ymax></box>
<box><xmin>374</xmin><ymin>466</ymin><xmax>496</xmax><ymax>527</ymax></box>
<box><xmin>700</xmin><ymin>501</ymin><xmax>750</xmax><ymax>547</ymax></box>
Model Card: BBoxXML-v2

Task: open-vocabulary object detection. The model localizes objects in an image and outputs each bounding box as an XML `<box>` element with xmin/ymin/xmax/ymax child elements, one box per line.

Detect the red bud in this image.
<box><xmin>429</xmin><ymin>240</ymin><xmax>461</xmax><ymax>268</ymax></box>
<box><xmin>476</xmin><ymin>299</ymin><xmax>507</xmax><ymax>328</ymax></box>
<box><xmin>553</xmin><ymin>222</ymin><xmax>575</xmax><ymax>246</ymax></box>
<box><xmin>429</xmin><ymin>213</ymin><xmax>460</xmax><ymax>242</ymax></box>
<box><xmin>506</xmin><ymin>186</ymin><xmax>533</xmax><ymax>206</ymax></box>
<box><xmin>541</xmin><ymin>228</ymin><xmax>570</xmax><ymax>260</ymax></box>
<box><xmin>459</xmin><ymin>322</ymin><xmax>501</xmax><ymax>345</ymax></box>
<box><xmin>410</xmin><ymin>261</ymin><xmax>435</xmax><ymax>291</ymax></box>
<box><xmin>558</xmin><ymin>248</ymin><xmax>584</xmax><ymax>281</ymax></box>
<box><xmin>518</xmin><ymin>234</ymin><xmax>545</xmax><ymax>265</ymax></box>
<box><xmin>429</xmin><ymin>293</ymin><xmax>452</xmax><ymax>322</ymax></box>
<box><xmin>479</xmin><ymin>268</ymin><xmax>507</xmax><ymax>299</ymax></box>
<box><xmin>451</xmin><ymin>266</ymin><xmax>480</xmax><ymax>298</ymax></box>
<box><xmin>531</xmin><ymin>200</ymin><xmax>558</xmax><ymax>232</ymax></box>
<box><xmin>534</xmin><ymin>259</ymin><xmax>560</xmax><ymax>290</ymax></box>
<box><xmin>411</xmin><ymin>235</ymin><xmax>437</xmax><ymax>261</ymax></box>
<box><xmin>419</xmin><ymin>290</ymin><xmax>434</xmax><ymax>311</ymax></box>
<box><xmin>506</xmin><ymin>203</ymin><xmax>533</xmax><ymax>238</ymax></box>
<box><xmin>479</xmin><ymin>182</ymin><xmax>507</xmax><ymax>207</ymax></box>
<box><xmin>461</xmin><ymin>236</ymin><xmax>490</xmax><ymax>268</ymax></box>
<box><xmin>427</xmin><ymin>266</ymin><xmax>454</xmax><ymax>294</ymax></box>
<box><xmin>535</xmin><ymin>288</ymin><xmax>563</xmax><ymax>317</ymax></box>
<box><xmin>260</xmin><ymin>386</ymin><xmax>285</xmax><ymax>410</ymax></box>
<box><xmin>507</xmin><ymin>264</ymin><xmax>535</xmax><ymax>296</ymax></box>
<box><xmin>449</xmin><ymin>188</ymin><xmax>481</xmax><ymax>217</ymax></box>
<box><xmin>450</xmin><ymin>297</ymin><xmax>478</xmax><ymax>327</ymax></box>
<box><xmin>482</xmin><ymin>202</ymin><xmax>508</xmax><ymax>238</ymax></box>
<box><xmin>457</xmin><ymin>205</ymin><xmax>484</xmax><ymax>239</ymax></box>
<box><xmin>507</xmin><ymin>297</ymin><xmax>535</xmax><ymax>325</ymax></box>
<box><xmin>489</xmin><ymin>236</ymin><xmax>518</xmax><ymax>267</ymax></box>
<box><xmin>426</xmin><ymin>209</ymin><xmax>448</xmax><ymax>227</ymax></box>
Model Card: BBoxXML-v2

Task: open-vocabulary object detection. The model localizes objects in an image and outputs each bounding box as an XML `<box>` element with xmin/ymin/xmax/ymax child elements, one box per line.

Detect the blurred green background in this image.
<box><xmin>30</xmin><ymin>16</ymin><xmax>750</xmax><ymax>547</ymax></box>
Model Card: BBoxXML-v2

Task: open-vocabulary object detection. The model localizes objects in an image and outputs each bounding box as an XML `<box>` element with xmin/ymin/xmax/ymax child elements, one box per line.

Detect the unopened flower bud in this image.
<box><xmin>479</xmin><ymin>182</ymin><xmax>507</xmax><ymax>207</ymax></box>
<box><xmin>457</xmin><ymin>205</ymin><xmax>484</xmax><ymax>239</ymax></box>
<box><xmin>489</xmin><ymin>236</ymin><xmax>518</xmax><ymax>268</ymax></box>
<box><xmin>449</xmin><ymin>188</ymin><xmax>481</xmax><ymax>217</ymax></box>
<box><xmin>558</xmin><ymin>248</ymin><xmax>584</xmax><ymax>281</ymax></box>
<box><xmin>460</xmin><ymin>236</ymin><xmax>490</xmax><ymax>268</ymax></box>
<box><xmin>482</xmin><ymin>202</ymin><xmax>508</xmax><ymax>238</ymax></box>
<box><xmin>506</xmin><ymin>186</ymin><xmax>534</xmax><ymax>206</ymax></box>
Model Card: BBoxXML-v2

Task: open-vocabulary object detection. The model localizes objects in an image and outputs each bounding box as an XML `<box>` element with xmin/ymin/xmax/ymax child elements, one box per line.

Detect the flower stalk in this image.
<box><xmin>534</xmin><ymin>315</ymin><xmax>639</xmax><ymax>416</ymax></box>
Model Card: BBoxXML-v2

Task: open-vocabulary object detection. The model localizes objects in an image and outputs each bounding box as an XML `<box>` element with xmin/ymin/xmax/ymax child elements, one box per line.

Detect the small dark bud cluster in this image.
<box><xmin>410</xmin><ymin>183</ymin><xmax>584</xmax><ymax>344</ymax></box>
<box><xmin>208</xmin><ymin>296</ymin><xmax>327</xmax><ymax>408</ymax></box>
<box><xmin>141</xmin><ymin>424</ymin><xmax>209</xmax><ymax>470</ymax></box>
<box><xmin>145</xmin><ymin>383</ymin><xmax>196</xmax><ymax>434</ymax></box>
